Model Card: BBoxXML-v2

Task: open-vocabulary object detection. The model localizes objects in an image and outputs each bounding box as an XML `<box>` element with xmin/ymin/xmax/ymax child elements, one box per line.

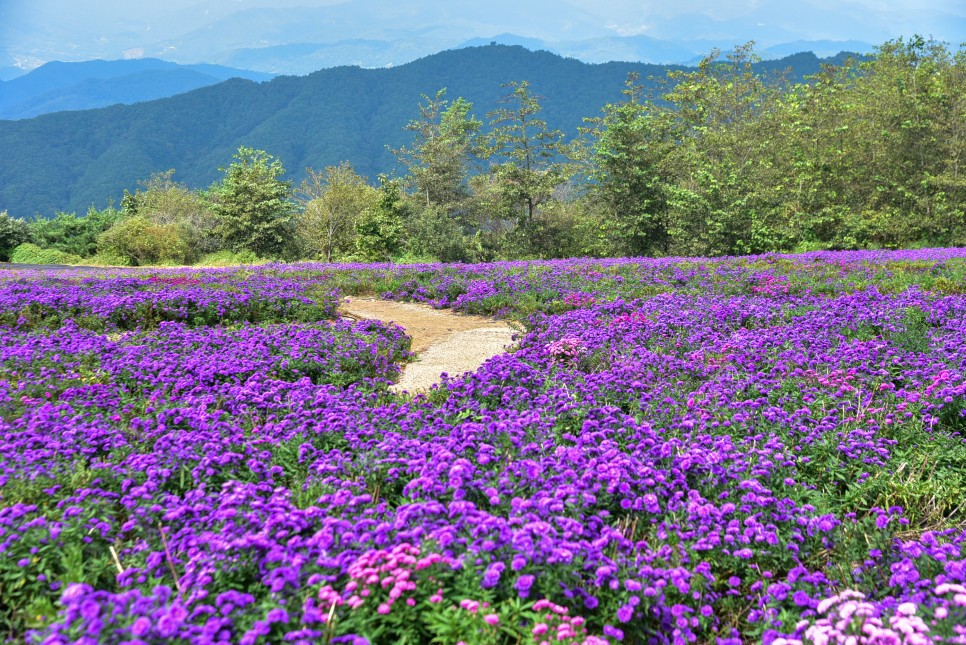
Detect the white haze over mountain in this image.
<box><xmin>2</xmin><ymin>0</ymin><xmax>963</xmax><ymax>76</ymax></box>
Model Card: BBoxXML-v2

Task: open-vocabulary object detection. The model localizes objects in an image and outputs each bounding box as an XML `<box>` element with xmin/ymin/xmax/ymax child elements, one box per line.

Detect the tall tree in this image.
<box><xmin>479</xmin><ymin>81</ymin><xmax>574</xmax><ymax>224</ymax></box>
<box><xmin>211</xmin><ymin>147</ymin><xmax>296</xmax><ymax>259</ymax></box>
<box><xmin>393</xmin><ymin>89</ymin><xmax>481</xmax><ymax>217</ymax></box>
<box><xmin>585</xmin><ymin>72</ymin><xmax>674</xmax><ymax>256</ymax></box>
<box><xmin>848</xmin><ymin>37</ymin><xmax>966</xmax><ymax>246</ymax></box>
<box><xmin>660</xmin><ymin>42</ymin><xmax>793</xmax><ymax>256</ymax></box>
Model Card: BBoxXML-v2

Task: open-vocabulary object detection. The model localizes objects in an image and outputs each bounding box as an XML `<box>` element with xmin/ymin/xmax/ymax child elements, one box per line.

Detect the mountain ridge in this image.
<box><xmin>0</xmin><ymin>59</ymin><xmax>275</xmax><ymax>120</ymax></box>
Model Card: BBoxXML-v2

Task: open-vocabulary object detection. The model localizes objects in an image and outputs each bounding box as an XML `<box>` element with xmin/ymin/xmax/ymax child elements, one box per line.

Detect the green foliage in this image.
<box><xmin>355</xmin><ymin>177</ymin><xmax>407</xmax><ymax>262</ymax></box>
<box><xmin>211</xmin><ymin>146</ymin><xmax>296</xmax><ymax>260</ymax></box>
<box><xmin>478</xmin><ymin>81</ymin><xmax>575</xmax><ymax>224</ymax></box>
<box><xmin>1</xmin><ymin>46</ymin><xmax>847</xmax><ymax>221</ymax></box>
<box><xmin>394</xmin><ymin>89</ymin><xmax>482</xmax><ymax>217</ymax></box>
<box><xmin>97</xmin><ymin>215</ymin><xmax>191</xmax><ymax>266</ymax></box>
<box><xmin>196</xmin><ymin>250</ymin><xmax>269</xmax><ymax>266</ymax></box>
<box><xmin>776</xmin><ymin>37</ymin><xmax>966</xmax><ymax>250</ymax></box>
<box><xmin>295</xmin><ymin>162</ymin><xmax>378</xmax><ymax>262</ymax></box>
<box><xmin>3</xmin><ymin>41</ymin><xmax>964</xmax><ymax>264</ymax></box>
<box><xmin>585</xmin><ymin>73</ymin><xmax>673</xmax><ymax>256</ymax></box>
<box><xmin>403</xmin><ymin>204</ymin><xmax>472</xmax><ymax>263</ymax></box>
<box><xmin>122</xmin><ymin>170</ymin><xmax>221</xmax><ymax>263</ymax></box>
<box><xmin>659</xmin><ymin>42</ymin><xmax>796</xmax><ymax>256</ymax></box>
<box><xmin>9</xmin><ymin>243</ymin><xmax>82</xmax><ymax>265</ymax></box>
<box><xmin>0</xmin><ymin>211</ymin><xmax>33</xmax><ymax>262</ymax></box>
<box><xmin>85</xmin><ymin>252</ymin><xmax>130</xmax><ymax>267</ymax></box>
<box><xmin>29</xmin><ymin>208</ymin><xmax>120</xmax><ymax>258</ymax></box>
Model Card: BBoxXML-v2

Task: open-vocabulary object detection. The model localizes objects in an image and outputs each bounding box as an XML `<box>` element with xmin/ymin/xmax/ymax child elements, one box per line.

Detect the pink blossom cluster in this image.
<box><xmin>316</xmin><ymin>543</ymin><xmax>457</xmax><ymax>617</ymax></box>
<box><xmin>529</xmin><ymin>598</ymin><xmax>609</xmax><ymax>645</ymax></box>
<box><xmin>546</xmin><ymin>336</ymin><xmax>586</xmax><ymax>362</ymax></box>
<box><xmin>751</xmin><ymin>273</ymin><xmax>790</xmax><ymax>296</ymax></box>
<box><xmin>563</xmin><ymin>292</ymin><xmax>597</xmax><ymax>308</ymax></box>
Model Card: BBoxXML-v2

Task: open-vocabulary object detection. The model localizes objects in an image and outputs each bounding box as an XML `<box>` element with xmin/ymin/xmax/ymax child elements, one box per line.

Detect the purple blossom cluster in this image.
<box><xmin>2</xmin><ymin>249</ymin><xmax>966</xmax><ymax>644</ymax></box>
<box><xmin>0</xmin><ymin>266</ymin><xmax>339</xmax><ymax>331</ymax></box>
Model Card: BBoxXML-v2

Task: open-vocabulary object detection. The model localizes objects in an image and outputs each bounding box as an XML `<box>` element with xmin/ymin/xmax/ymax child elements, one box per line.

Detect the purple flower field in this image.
<box><xmin>3</xmin><ymin>250</ymin><xmax>966</xmax><ymax>644</ymax></box>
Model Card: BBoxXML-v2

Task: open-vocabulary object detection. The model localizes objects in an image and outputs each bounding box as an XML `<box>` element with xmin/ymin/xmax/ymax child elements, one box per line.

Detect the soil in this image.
<box><xmin>339</xmin><ymin>297</ymin><xmax>518</xmax><ymax>393</ymax></box>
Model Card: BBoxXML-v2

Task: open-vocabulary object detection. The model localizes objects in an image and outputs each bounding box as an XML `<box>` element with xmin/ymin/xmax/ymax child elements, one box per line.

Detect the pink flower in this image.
<box><xmin>377</xmin><ymin>603</ymin><xmax>391</xmax><ymax>615</ymax></box>
<box><xmin>483</xmin><ymin>613</ymin><xmax>500</xmax><ymax>626</ymax></box>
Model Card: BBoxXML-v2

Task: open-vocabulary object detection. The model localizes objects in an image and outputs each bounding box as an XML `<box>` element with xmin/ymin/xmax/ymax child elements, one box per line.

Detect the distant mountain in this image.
<box><xmin>458</xmin><ymin>34</ymin><xmax>872</xmax><ymax>66</ymax></box>
<box><xmin>5</xmin><ymin>0</ymin><xmax>958</xmax><ymax>76</ymax></box>
<box><xmin>761</xmin><ymin>40</ymin><xmax>876</xmax><ymax>60</ymax></box>
<box><xmin>0</xmin><ymin>45</ymin><xmax>860</xmax><ymax>218</ymax></box>
<box><xmin>0</xmin><ymin>59</ymin><xmax>275</xmax><ymax>120</ymax></box>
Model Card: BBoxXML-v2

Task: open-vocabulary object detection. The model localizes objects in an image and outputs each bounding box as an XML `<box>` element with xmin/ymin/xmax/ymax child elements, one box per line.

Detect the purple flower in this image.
<box><xmin>79</xmin><ymin>600</ymin><xmax>100</xmax><ymax>620</ymax></box>
<box><xmin>130</xmin><ymin>616</ymin><xmax>151</xmax><ymax>637</ymax></box>
<box><xmin>603</xmin><ymin>625</ymin><xmax>625</xmax><ymax>640</ymax></box>
<box><xmin>617</xmin><ymin>604</ymin><xmax>634</xmax><ymax>622</ymax></box>
<box><xmin>515</xmin><ymin>574</ymin><xmax>535</xmax><ymax>597</ymax></box>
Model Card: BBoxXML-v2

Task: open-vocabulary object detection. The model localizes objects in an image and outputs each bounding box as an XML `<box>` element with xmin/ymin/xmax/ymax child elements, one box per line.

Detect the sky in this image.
<box><xmin>2</xmin><ymin>0</ymin><xmax>963</xmax><ymax>73</ymax></box>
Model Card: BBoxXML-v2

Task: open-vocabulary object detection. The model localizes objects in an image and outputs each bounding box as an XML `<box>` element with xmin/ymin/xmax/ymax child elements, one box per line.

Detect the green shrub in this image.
<box><xmin>29</xmin><ymin>207</ymin><xmax>120</xmax><ymax>258</ymax></box>
<box><xmin>97</xmin><ymin>215</ymin><xmax>190</xmax><ymax>266</ymax></box>
<box><xmin>196</xmin><ymin>250</ymin><xmax>269</xmax><ymax>266</ymax></box>
<box><xmin>9</xmin><ymin>243</ymin><xmax>83</xmax><ymax>265</ymax></box>
<box><xmin>86</xmin><ymin>252</ymin><xmax>131</xmax><ymax>267</ymax></box>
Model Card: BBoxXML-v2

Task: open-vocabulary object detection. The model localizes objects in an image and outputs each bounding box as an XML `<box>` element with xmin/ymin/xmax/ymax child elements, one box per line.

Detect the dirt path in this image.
<box><xmin>339</xmin><ymin>298</ymin><xmax>517</xmax><ymax>393</ymax></box>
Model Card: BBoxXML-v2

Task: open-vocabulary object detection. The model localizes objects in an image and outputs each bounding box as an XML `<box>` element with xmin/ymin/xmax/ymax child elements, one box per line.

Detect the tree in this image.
<box><xmin>211</xmin><ymin>147</ymin><xmax>296</xmax><ymax>259</ymax></box>
<box><xmin>660</xmin><ymin>42</ymin><xmax>794</xmax><ymax>256</ymax></box>
<box><xmin>123</xmin><ymin>170</ymin><xmax>221</xmax><ymax>262</ymax></box>
<box><xmin>585</xmin><ymin>73</ymin><xmax>674</xmax><ymax>256</ymax></box>
<box><xmin>0</xmin><ymin>211</ymin><xmax>32</xmax><ymax>262</ymax></box>
<box><xmin>479</xmin><ymin>81</ymin><xmax>574</xmax><ymax>224</ymax></box>
<box><xmin>30</xmin><ymin>207</ymin><xmax>121</xmax><ymax>258</ymax></box>
<box><xmin>393</xmin><ymin>89</ymin><xmax>482</xmax><ymax>217</ymax></box>
<box><xmin>847</xmin><ymin>37</ymin><xmax>966</xmax><ymax>247</ymax></box>
<box><xmin>355</xmin><ymin>176</ymin><xmax>407</xmax><ymax>262</ymax></box>
<box><xmin>774</xmin><ymin>37</ymin><xmax>966</xmax><ymax>250</ymax></box>
<box><xmin>295</xmin><ymin>163</ymin><xmax>378</xmax><ymax>262</ymax></box>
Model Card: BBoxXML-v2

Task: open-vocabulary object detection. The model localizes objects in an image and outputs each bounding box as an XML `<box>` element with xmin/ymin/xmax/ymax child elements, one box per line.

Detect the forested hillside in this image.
<box><xmin>0</xmin><ymin>38</ymin><xmax>961</xmax><ymax>266</ymax></box>
<box><xmin>0</xmin><ymin>45</ymin><xmax>851</xmax><ymax>218</ymax></box>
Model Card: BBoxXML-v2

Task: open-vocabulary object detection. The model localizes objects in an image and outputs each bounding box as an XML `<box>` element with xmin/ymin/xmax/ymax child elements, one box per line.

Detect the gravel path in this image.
<box><xmin>339</xmin><ymin>298</ymin><xmax>517</xmax><ymax>393</ymax></box>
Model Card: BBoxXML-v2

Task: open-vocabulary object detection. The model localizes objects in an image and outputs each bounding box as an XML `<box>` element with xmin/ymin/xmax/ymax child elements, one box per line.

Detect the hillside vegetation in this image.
<box><xmin>0</xmin><ymin>38</ymin><xmax>962</xmax><ymax>265</ymax></box>
<box><xmin>0</xmin><ymin>45</ymin><xmax>854</xmax><ymax>218</ymax></box>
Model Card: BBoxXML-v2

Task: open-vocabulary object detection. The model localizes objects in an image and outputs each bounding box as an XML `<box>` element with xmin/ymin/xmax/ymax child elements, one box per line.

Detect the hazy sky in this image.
<box><xmin>2</xmin><ymin>0</ymin><xmax>963</xmax><ymax>71</ymax></box>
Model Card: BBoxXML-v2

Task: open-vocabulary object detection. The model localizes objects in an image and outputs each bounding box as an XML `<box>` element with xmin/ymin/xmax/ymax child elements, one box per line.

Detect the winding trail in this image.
<box><xmin>339</xmin><ymin>298</ymin><xmax>518</xmax><ymax>393</ymax></box>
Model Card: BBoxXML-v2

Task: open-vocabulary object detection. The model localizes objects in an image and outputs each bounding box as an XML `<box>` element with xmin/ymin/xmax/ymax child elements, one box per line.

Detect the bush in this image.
<box><xmin>9</xmin><ymin>243</ymin><xmax>83</xmax><ymax>265</ymax></box>
<box><xmin>86</xmin><ymin>252</ymin><xmax>131</xmax><ymax>267</ymax></box>
<box><xmin>97</xmin><ymin>216</ymin><xmax>190</xmax><ymax>266</ymax></box>
<box><xmin>29</xmin><ymin>208</ymin><xmax>120</xmax><ymax>258</ymax></box>
<box><xmin>0</xmin><ymin>211</ymin><xmax>33</xmax><ymax>262</ymax></box>
<box><xmin>196</xmin><ymin>250</ymin><xmax>269</xmax><ymax>266</ymax></box>
<box><xmin>404</xmin><ymin>205</ymin><xmax>471</xmax><ymax>262</ymax></box>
